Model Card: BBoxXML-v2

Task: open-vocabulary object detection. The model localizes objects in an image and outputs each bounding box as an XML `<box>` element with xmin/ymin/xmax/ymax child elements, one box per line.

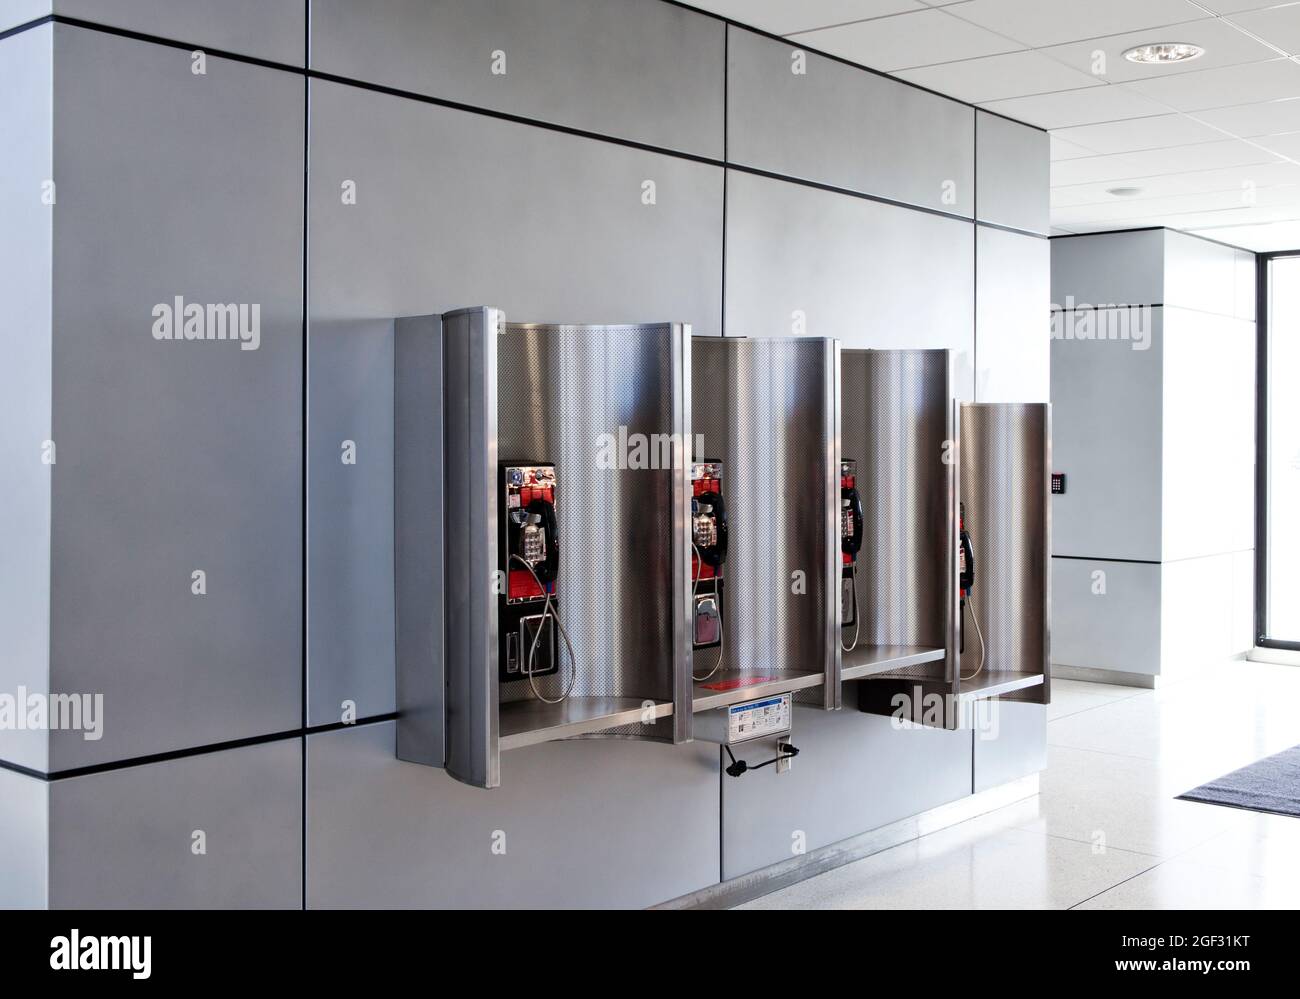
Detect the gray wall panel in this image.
<box><xmin>0</xmin><ymin>25</ymin><xmax>53</xmax><ymax>773</ymax></box>
<box><xmin>48</xmin><ymin>739</ymin><xmax>301</xmax><ymax>908</ymax></box>
<box><xmin>1050</xmin><ymin>308</ymin><xmax>1163</xmax><ymax>561</ymax></box>
<box><xmin>973</xmin><ymin>701</ymin><xmax>1046</xmax><ymax>792</ymax></box>
<box><xmin>1051</xmin><ymin>229</ymin><xmax>1165</xmax><ymax>308</ymax></box>
<box><xmin>728</xmin><ymin>26</ymin><xmax>974</xmax><ymax>215</ymax></box>
<box><xmin>48</xmin><ymin>26</ymin><xmax>302</xmax><ymax>768</ymax></box>
<box><xmin>310</xmin><ymin>0</ymin><xmax>724</xmax><ymax>158</ymax></box>
<box><xmin>308</xmin><ymin>321</ymin><xmax>396</xmax><ymax>724</ymax></box>
<box><xmin>0</xmin><ymin>1</ymin><xmax>50</xmax><ymax>32</ymax></box>
<box><xmin>0</xmin><ymin>769</ymin><xmax>47</xmax><ymax>908</ymax></box>
<box><xmin>306</xmin><ymin>722</ymin><xmax>720</xmax><ymax>908</ymax></box>
<box><xmin>54</xmin><ymin>0</ymin><xmax>305</xmax><ymax>65</ymax></box>
<box><xmin>975</xmin><ymin>111</ymin><xmax>1049</xmax><ymax>235</ymax></box>
<box><xmin>721</xmin><ymin>706</ymin><xmax>971</xmax><ymax>880</ymax></box>
<box><xmin>976</xmin><ymin>226</ymin><xmax>1049</xmax><ymax>403</ymax></box>
<box><xmin>309</xmin><ymin>79</ymin><xmax>723</xmax><ymax>330</ymax></box>
<box><xmin>724</xmin><ymin>170</ymin><xmax>976</xmax><ymax>396</ymax></box>
<box><xmin>1051</xmin><ymin>557</ymin><xmax>1161</xmax><ymax>674</ymax></box>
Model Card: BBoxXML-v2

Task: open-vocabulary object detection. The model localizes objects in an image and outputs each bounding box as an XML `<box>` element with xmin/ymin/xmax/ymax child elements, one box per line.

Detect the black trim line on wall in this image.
<box><xmin>8</xmin><ymin>13</ymin><xmax>1051</xmax><ymax>241</ymax></box>
<box><xmin>0</xmin><ymin>713</ymin><xmax>400</xmax><ymax>783</ymax></box>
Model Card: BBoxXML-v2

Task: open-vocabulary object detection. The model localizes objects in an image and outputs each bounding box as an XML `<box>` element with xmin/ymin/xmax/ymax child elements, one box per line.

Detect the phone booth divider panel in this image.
<box><xmin>688</xmin><ymin>336</ymin><xmax>840</xmax><ymax>714</ymax></box>
<box><xmin>416</xmin><ymin>307</ymin><xmax>693</xmax><ymax>789</ymax></box>
<box><xmin>841</xmin><ymin>349</ymin><xmax>957</xmax><ymax>724</ymax></box>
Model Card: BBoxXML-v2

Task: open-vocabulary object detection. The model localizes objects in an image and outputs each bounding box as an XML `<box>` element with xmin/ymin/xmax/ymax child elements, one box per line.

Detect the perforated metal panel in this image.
<box><xmin>958</xmin><ymin>403</ymin><xmax>1050</xmax><ymax>690</ymax></box>
<box><xmin>497</xmin><ymin>323</ymin><xmax>684</xmax><ymax>706</ymax></box>
<box><xmin>843</xmin><ymin>349</ymin><xmax>956</xmax><ymax>681</ymax></box>
<box><xmin>691</xmin><ymin>337</ymin><xmax>838</xmax><ymax>705</ymax></box>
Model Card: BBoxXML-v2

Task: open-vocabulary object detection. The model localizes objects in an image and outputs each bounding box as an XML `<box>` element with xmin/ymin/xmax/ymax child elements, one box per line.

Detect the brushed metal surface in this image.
<box><xmin>691</xmin><ymin>337</ymin><xmax>838</xmax><ymax>708</ymax></box>
<box><xmin>975</xmin><ymin>110</ymin><xmax>1049</xmax><ymax>235</ymax></box>
<box><xmin>0</xmin><ymin>24</ymin><xmax>53</xmax><ymax>773</ymax></box>
<box><xmin>719</xmin><ymin>704</ymin><xmax>971</xmax><ymax>880</ymax></box>
<box><xmin>1051</xmin><ymin>556</ymin><xmax>1161</xmax><ymax>674</ymax></box>
<box><xmin>496</xmin><ymin>322</ymin><xmax>689</xmax><ymax>711</ymax></box>
<box><xmin>310</xmin><ymin>0</ymin><xmax>724</xmax><ymax>158</ymax></box>
<box><xmin>843</xmin><ymin>349</ymin><xmax>956</xmax><ymax>683</ymax></box>
<box><xmin>47</xmin><ymin>26</ymin><xmax>302</xmax><ymax>768</ymax></box>
<box><xmin>307</xmin><ymin>721</ymin><xmax>720</xmax><ymax>908</ymax></box>
<box><xmin>48</xmin><ymin>738</ymin><xmax>301</xmax><ymax>909</ymax></box>
<box><xmin>394</xmin><ymin>315</ymin><xmax>445</xmax><ymax>766</ymax></box>
<box><xmin>309</xmin><ymin>320</ymin><xmax>396</xmax><ymax>726</ymax></box>
<box><xmin>53</xmin><ymin>0</ymin><xmax>305</xmax><ymax>64</ymax></box>
<box><xmin>958</xmin><ymin>403</ymin><xmax>1050</xmax><ymax>696</ymax></box>
<box><xmin>723</xmin><ymin>170</ymin><xmax>975</xmax><ymax>397</ymax></box>
<box><xmin>1050</xmin><ymin>308</ymin><xmax>1163</xmax><ymax>561</ymax></box>
<box><xmin>308</xmin><ymin>77</ymin><xmax>722</xmax><ymax>334</ymax></box>
<box><xmin>442</xmin><ymin>307</ymin><xmax>501</xmax><ymax>788</ymax></box>
<box><xmin>728</xmin><ymin>26</ymin><xmax>975</xmax><ymax>216</ymax></box>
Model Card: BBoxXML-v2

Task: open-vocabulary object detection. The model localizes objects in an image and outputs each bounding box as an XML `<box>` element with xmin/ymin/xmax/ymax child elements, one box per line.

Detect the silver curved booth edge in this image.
<box><xmin>689</xmin><ymin>336</ymin><xmax>840</xmax><ymax>714</ymax></box>
<box><xmin>397</xmin><ymin>307</ymin><xmax>693</xmax><ymax>789</ymax></box>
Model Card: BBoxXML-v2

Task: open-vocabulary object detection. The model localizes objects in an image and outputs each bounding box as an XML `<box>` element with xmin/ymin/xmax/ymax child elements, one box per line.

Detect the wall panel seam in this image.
<box><xmin>20</xmin><ymin>14</ymin><xmax>1049</xmax><ymax>232</ymax></box>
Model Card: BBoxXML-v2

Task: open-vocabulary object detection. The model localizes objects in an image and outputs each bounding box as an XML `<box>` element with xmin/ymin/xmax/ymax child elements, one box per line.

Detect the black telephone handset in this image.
<box><xmin>523</xmin><ymin>497</ymin><xmax>559</xmax><ymax>584</ymax></box>
<box><xmin>958</xmin><ymin>502</ymin><xmax>975</xmax><ymax>598</ymax></box>
<box><xmin>694</xmin><ymin>490</ymin><xmax>728</xmax><ymax>569</ymax></box>
<box><xmin>842</xmin><ymin>483</ymin><xmax>864</xmax><ymax>559</ymax></box>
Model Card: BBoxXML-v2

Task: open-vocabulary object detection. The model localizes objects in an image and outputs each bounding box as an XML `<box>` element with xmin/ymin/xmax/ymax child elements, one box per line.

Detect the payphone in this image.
<box><xmin>500</xmin><ymin>461</ymin><xmax>575</xmax><ymax>701</ymax></box>
<box><xmin>840</xmin><ymin>459</ymin><xmax>864</xmax><ymax>652</ymax></box>
<box><xmin>958</xmin><ymin>501</ymin><xmax>984</xmax><ymax>680</ymax></box>
<box><xmin>691</xmin><ymin>460</ymin><xmax>727</xmax><ymax>681</ymax></box>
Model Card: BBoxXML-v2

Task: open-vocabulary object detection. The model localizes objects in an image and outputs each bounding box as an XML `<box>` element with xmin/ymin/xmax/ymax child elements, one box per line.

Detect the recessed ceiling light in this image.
<box><xmin>1106</xmin><ymin>187</ymin><xmax>1144</xmax><ymax>197</ymax></box>
<box><xmin>1123</xmin><ymin>42</ymin><xmax>1205</xmax><ymax>65</ymax></box>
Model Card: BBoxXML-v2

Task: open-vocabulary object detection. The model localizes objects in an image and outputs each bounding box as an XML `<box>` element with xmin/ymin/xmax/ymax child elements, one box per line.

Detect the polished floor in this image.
<box><xmin>742</xmin><ymin>661</ymin><xmax>1300</xmax><ymax>909</ymax></box>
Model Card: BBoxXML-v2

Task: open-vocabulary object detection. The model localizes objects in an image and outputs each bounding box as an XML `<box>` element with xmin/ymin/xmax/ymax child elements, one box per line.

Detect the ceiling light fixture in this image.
<box><xmin>1122</xmin><ymin>42</ymin><xmax>1205</xmax><ymax>65</ymax></box>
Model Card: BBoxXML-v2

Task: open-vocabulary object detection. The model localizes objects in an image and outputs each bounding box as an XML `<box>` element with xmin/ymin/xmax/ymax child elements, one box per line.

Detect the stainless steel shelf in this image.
<box><xmin>955</xmin><ymin>672</ymin><xmax>1045</xmax><ymax>700</ymax></box>
<box><xmin>842</xmin><ymin>644</ymin><xmax>945</xmax><ymax>681</ymax></box>
<box><xmin>691</xmin><ymin>669</ymin><xmax>825</xmax><ymax>712</ymax></box>
<box><xmin>498</xmin><ymin>696</ymin><xmax>673</xmax><ymax>751</ymax></box>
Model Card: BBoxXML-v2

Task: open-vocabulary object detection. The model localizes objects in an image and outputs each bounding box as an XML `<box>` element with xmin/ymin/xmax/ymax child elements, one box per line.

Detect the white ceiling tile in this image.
<box><xmin>1122</xmin><ymin>57</ymin><xmax>1300</xmax><ymax>111</ymax></box>
<box><xmin>1195</xmin><ymin>1</ymin><xmax>1299</xmax><ymax>13</ymax></box>
<box><xmin>1038</xmin><ymin>18</ymin><xmax>1280</xmax><ymax>84</ymax></box>
<box><xmin>679</xmin><ymin>0</ymin><xmax>925</xmax><ymax>35</ymax></box>
<box><xmin>789</xmin><ymin>8</ymin><xmax>1022</xmax><ymax>71</ymax></box>
<box><xmin>1052</xmin><ymin>184</ymin><xmax>1300</xmax><ymax>225</ymax></box>
<box><xmin>943</xmin><ymin>0</ymin><xmax>1207</xmax><ymax>48</ymax></box>
<box><xmin>1186</xmin><ymin>219</ymin><xmax>1300</xmax><ymax>251</ymax></box>
<box><xmin>1250</xmin><ymin>129</ymin><xmax>1300</xmax><ymax>155</ymax></box>
<box><xmin>1227</xmin><ymin>3</ymin><xmax>1300</xmax><ymax>56</ymax></box>
<box><xmin>981</xmin><ymin>84</ymin><xmax>1169</xmax><ymax>128</ymax></box>
<box><xmin>895</xmin><ymin>48</ymin><xmax>1101</xmax><ymax>102</ymax></box>
<box><xmin>1194</xmin><ymin>96</ymin><xmax>1300</xmax><ymax>134</ymax></box>
<box><xmin>1051</xmin><ymin>138</ymin><xmax>1280</xmax><ymax>185</ymax></box>
<box><xmin>1051</xmin><ymin>134</ymin><xmax>1101</xmax><ymax>159</ymax></box>
<box><xmin>1053</xmin><ymin>113</ymin><xmax>1229</xmax><ymax>153</ymax></box>
<box><xmin>1051</xmin><ymin>159</ymin><xmax>1300</xmax><ymax>204</ymax></box>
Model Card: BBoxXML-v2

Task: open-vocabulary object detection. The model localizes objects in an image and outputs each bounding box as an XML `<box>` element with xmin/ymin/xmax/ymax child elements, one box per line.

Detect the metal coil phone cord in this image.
<box><xmin>959</xmin><ymin>599</ymin><xmax>985</xmax><ymax>682</ymax></box>
<box><xmin>840</xmin><ymin>563</ymin><xmax>861</xmax><ymax>653</ymax></box>
<box><xmin>510</xmin><ymin>554</ymin><xmax>577</xmax><ymax>704</ymax></box>
<box><xmin>691</xmin><ymin>542</ymin><xmax>725</xmax><ymax>682</ymax></box>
